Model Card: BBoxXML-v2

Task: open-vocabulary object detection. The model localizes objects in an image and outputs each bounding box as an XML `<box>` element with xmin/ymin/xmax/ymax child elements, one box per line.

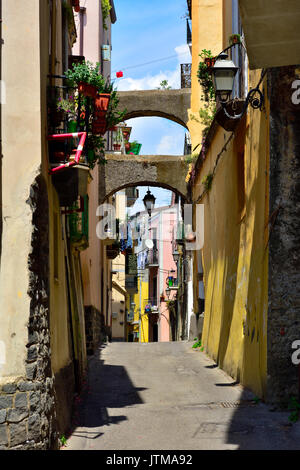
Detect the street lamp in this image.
<box><xmin>143</xmin><ymin>188</ymin><xmax>156</xmax><ymax>217</ymax></box>
<box><xmin>211</xmin><ymin>52</ymin><xmax>239</xmax><ymax>103</ymax></box>
<box><xmin>172</xmin><ymin>249</ymin><xmax>180</xmax><ymax>264</ymax></box>
<box><xmin>165</xmin><ymin>287</ymin><xmax>171</xmax><ymax>300</ymax></box>
<box><xmin>211</xmin><ymin>44</ymin><xmax>265</xmax><ymax>120</ymax></box>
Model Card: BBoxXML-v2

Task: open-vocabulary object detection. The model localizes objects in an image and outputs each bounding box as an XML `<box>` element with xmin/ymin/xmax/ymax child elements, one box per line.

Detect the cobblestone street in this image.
<box><xmin>65</xmin><ymin>342</ymin><xmax>300</xmax><ymax>450</ymax></box>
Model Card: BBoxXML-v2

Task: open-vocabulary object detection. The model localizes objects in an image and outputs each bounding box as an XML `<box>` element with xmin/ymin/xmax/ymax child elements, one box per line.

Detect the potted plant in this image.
<box><xmin>56</xmin><ymin>94</ymin><xmax>78</xmax><ymax>132</ymax></box>
<box><xmin>229</xmin><ymin>33</ymin><xmax>241</xmax><ymax>45</ymax></box>
<box><xmin>121</xmin><ymin>126</ymin><xmax>132</xmax><ymax>141</ymax></box>
<box><xmin>160</xmin><ymin>293</ymin><xmax>165</xmax><ymax>302</ymax></box>
<box><xmin>124</xmin><ymin>140</ymin><xmax>131</xmax><ymax>152</ymax></box>
<box><xmin>65</xmin><ymin>61</ymin><xmax>105</xmax><ymax>98</ymax></box>
<box><xmin>113</xmin><ymin>127</ymin><xmax>123</xmax><ymax>152</ymax></box>
<box><xmin>129</xmin><ymin>140</ymin><xmax>142</xmax><ymax>155</ymax></box>
<box><xmin>86</xmin><ymin>134</ymin><xmax>106</xmax><ymax>169</ymax></box>
<box><xmin>197</xmin><ymin>49</ymin><xmax>216</xmax><ymax>102</ymax></box>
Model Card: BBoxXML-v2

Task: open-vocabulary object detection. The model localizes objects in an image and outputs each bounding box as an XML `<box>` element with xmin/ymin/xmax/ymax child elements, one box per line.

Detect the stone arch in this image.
<box><xmin>117</xmin><ymin>89</ymin><xmax>191</xmax><ymax>129</ymax></box>
<box><xmin>99</xmin><ymin>154</ymin><xmax>191</xmax><ymax>204</ymax></box>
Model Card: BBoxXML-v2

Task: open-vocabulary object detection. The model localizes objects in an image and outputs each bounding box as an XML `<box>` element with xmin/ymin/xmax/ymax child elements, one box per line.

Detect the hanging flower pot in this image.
<box><xmin>113</xmin><ymin>143</ymin><xmax>122</xmax><ymax>152</ymax></box>
<box><xmin>229</xmin><ymin>34</ymin><xmax>241</xmax><ymax>45</ymax></box>
<box><xmin>92</xmin><ymin>116</ymin><xmax>107</xmax><ymax>135</ymax></box>
<box><xmin>94</xmin><ymin>93</ymin><xmax>111</xmax><ymax>113</ymax></box>
<box><xmin>204</xmin><ymin>57</ymin><xmax>216</xmax><ymax>69</ymax></box>
<box><xmin>78</xmin><ymin>82</ymin><xmax>97</xmax><ymax>98</ymax></box>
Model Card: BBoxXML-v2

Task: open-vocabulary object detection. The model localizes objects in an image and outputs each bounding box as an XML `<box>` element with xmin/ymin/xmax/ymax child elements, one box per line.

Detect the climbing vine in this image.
<box><xmin>101</xmin><ymin>0</ymin><xmax>112</xmax><ymax>30</ymax></box>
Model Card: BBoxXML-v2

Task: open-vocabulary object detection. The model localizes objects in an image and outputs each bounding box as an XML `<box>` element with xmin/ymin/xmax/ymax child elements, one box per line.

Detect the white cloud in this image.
<box><xmin>116</xmin><ymin>43</ymin><xmax>191</xmax><ymax>92</ymax></box>
<box><xmin>156</xmin><ymin>134</ymin><xmax>184</xmax><ymax>155</ymax></box>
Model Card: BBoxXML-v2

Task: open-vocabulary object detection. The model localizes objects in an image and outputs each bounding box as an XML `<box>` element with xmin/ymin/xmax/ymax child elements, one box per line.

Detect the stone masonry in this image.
<box><xmin>0</xmin><ymin>174</ymin><xmax>57</xmax><ymax>450</ymax></box>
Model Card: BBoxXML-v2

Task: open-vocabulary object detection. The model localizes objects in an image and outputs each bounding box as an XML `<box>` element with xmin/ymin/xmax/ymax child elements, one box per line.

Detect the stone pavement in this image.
<box><xmin>64</xmin><ymin>341</ymin><xmax>300</xmax><ymax>450</ymax></box>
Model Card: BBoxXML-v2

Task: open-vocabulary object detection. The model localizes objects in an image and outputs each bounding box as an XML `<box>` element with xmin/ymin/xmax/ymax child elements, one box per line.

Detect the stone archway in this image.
<box><xmin>117</xmin><ymin>89</ymin><xmax>191</xmax><ymax>129</ymax></box>
<box><xmin>99</xmin><ymin>153</ymin><xmax>190</xmax><ymax>203</ymax></box>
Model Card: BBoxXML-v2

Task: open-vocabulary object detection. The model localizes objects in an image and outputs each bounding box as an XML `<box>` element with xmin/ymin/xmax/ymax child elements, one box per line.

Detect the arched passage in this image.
<box><xmin>99</xmin><ymin>153</ymin><xmax>190</xmax><ymax>204</ymax></box>
<box><xmin>117</xmin><ymin>89</ymin><xmax>191</xmax><ymax>129</ymax></box>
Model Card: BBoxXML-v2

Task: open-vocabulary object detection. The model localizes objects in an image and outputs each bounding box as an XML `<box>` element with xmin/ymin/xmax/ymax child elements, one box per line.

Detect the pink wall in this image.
<box><xmin>148</xmin><ymin>208</ymin><xmax>178</xmax><ymax>342</ymax></box>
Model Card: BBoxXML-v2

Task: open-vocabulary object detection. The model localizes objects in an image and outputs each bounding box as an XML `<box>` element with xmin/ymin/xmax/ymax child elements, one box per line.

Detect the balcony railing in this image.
<box><xmin>181</xmin><ymin>64</ymin><xmax>191</xmax><ymax>89</ymax></box>
<box><xmin>145</xmin><ymin>248</ymin><xmax>159</xmax><ymax>267</ymax></box>
<box><xmin>125</xmin><ymin>275</ymin><xmax>138</xmax><ymax>293</ymax></box>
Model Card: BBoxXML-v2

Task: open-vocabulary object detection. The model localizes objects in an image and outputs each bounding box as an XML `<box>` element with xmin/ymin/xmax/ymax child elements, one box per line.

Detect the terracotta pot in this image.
<box><xmin>92</xmin><ymin>117</ymin><xmax>107</xmax><ymax>135</ymax></box>
<box><xmin>78</xmin><ymin>82</ymin><xmax>97</xmax><ymax>98</ymax></box>
<box><xmin>94</xmin><ymin>93</ymin><xmax>111</xmax><ymax>113</ymax></box>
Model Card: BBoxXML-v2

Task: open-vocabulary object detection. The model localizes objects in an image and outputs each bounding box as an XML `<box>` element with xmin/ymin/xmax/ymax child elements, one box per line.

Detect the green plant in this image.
<box><xmin>288</xmin><ymin>397</ymin><xmax>300</xmax><ymax>423</ymax></box>
<box><xmin>157</xmin><ymin>79</ymin><xmax>172</xmax><ymax>90</ymax></box>
<box><xmin>185</xmin><ymin>153</ymin><xmax>198</xmax><ymax>165</ymax></box>
<box><xmin>202</xmin><ymin>173</ymin><xmax>213</xmax><ymax>191</ymax></box>
<box><xmin>252</xmin><ymin>396</ymin><xmax>261</xmax><ymax>405</ymax></box>
<box><xmin>57</xmin><ymin>94</ymin><xmax>78</xmax><ymax>121</ymax></box>
<box><xmin>86</xmin><ymin>134</ymin><xmax>106</xmax><ymax>168</ymax></box>
<box><xmin>105</xmin><ymin>88</ymin><xmax>127</xmax><ymax>130</ymax></box>
<box><xmin>60</xmin><ymin>434</ymin><xmax>67</xmax><ymax>447</ymax></box>
<box><xmin>197</xmin><ymin>49</ymin><xmax>216</xmax><ymax>101</ymax></box>
<box><xmin>192</xmin><ymin>339</ymin><xmax>202</xmax><ymax>349</ymax></box>
<box><xmin>229</xmin><ymin>33</ymin><xmax>241</xmax><ymax>45</ymax></box>
<box><xmin>101</xmin><ymin>0</ymin><xmax>112</xmax><ymax>30</ymax></box>
<box><xmin>65</xmin><ymin>61</ymin><xmax>105</xmax><ymax>90</ymax></box>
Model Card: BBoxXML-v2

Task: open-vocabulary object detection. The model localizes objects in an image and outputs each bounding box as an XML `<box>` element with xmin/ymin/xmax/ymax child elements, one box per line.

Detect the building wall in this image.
<box><xmin>0</xmin><ymin>0</ymin><xmax>88</xmax><ymax>449</ymax></box>
<box><xmin>188</xmin><ymin>0</ymin><xmax>223</xmax><ymax>145</ymax></box>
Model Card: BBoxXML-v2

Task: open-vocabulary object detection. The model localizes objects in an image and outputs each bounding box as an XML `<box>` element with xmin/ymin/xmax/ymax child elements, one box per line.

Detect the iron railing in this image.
<box><xmin>145</xmin><ymin>248</ymin><xmax>159</xmax><ymax>267</ymax></box>
<box><xmin>181</xmin><ymin>63</ymin><xmax>191</xmax><ymax>89</ymax></box>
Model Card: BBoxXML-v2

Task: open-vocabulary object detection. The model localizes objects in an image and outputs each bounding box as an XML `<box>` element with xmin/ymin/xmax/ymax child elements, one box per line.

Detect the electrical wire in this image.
<box><xmin>111</xmin><ymin>50</ymin><xmax>190</xmax><ymax>74</ymax></box>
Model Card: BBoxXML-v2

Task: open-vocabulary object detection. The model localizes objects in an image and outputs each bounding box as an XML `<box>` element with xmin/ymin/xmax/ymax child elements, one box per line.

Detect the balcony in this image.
<box><xmin>145</xmin><ymin>248</ymin><xmax>159</xmax><ymax>268</ymax></box>
<box><xmin>181</xmin><ymin>64</ymin><xmax>191</xmax><ymax>89</ymax></box>
<box><xmin>125</xmin><ymin>275</ymin><xmax>138</xmax><ymax>293</ymax></box>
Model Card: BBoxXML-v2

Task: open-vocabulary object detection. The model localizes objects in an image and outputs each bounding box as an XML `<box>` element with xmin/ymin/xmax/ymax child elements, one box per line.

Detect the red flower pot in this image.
<box><xmin>92</xmin><ymin>117</ymin><xmax>107</xmax><ymax>135</ymax></box>
<box><xmin>113</xmin><ymin>144</ymin><xmax>121</xmax><ymax>151</ymax></box>
<box><xmin>78</xmin><ymin>82</ymin><xmax>97</xmax><ymax>98</ymax></box>
<box><xmin>94</xmin><ymin>93</ymin><xmax>111</xmax><ymax>113</ymax></box>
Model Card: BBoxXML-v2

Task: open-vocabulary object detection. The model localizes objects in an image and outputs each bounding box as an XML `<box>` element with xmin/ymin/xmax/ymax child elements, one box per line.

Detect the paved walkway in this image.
<box><xmin>65</xmin><ymin>341</ymin><xmax>300</xmax><ymax>450</ymax></box>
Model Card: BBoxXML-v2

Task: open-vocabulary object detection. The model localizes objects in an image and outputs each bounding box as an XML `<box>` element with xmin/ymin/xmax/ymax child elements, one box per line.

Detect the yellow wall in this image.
<box><xmin>188</xmin><ymin>0</ymin><xmax>223</xmax><ymax>148</ymax></box>
<box><xmin>189</xmin><ymin>1</ymin><xmax>270</xmax><ymax>398</ymax></box>
<box><xmin>192</xmin><ymin>73</ymin><xmax>269</xmax><ymax>398</ymax></box>
<box><xmin>128</xmin><ymin>275</ymin><xmax>149</xmax><ymax>343</ymax></box>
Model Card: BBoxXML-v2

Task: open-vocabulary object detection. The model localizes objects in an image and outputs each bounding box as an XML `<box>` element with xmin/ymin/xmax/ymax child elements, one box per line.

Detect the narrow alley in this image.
<box><xmin>65</xmin><ymin>342</ymin><xmax>300</xmax><ymax>451</ymax></box>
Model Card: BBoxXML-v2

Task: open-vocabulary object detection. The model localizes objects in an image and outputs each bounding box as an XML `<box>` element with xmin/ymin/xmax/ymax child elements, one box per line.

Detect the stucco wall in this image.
<box><xmin>192</xmin><ymin>72</ymin><xmax>269</xmax><ymax>398</ymax></box>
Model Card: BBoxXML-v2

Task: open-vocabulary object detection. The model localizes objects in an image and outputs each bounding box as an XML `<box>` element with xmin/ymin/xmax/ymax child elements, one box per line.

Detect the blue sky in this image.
<box><xmin>111</xmin><ymin>0</ymin><xmax>191</xmax><ymax>211</ymax></box>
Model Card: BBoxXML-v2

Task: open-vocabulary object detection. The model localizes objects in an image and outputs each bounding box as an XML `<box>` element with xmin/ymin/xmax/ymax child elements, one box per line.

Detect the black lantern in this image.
<box><xmin>172</xmin><ymin>249</ymin><xmax>180</xmax><ymax>263</ymax></box>
<box><xmin>143</xmin><ymin>189</ymin><xmax>156</xmax><ymax>217</ymax></box>
<box><xmin>211</xmin><ymin>52</ymin><xmax>239</xmax><ymax>103</ymax></box>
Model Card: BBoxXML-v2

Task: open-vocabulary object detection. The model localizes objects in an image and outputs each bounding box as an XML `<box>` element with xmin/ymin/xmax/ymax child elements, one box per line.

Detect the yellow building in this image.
<box><xmin>188</xmin><ymin>0</ymin><xmax>300</xmax><ymax>403</ymax></box>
